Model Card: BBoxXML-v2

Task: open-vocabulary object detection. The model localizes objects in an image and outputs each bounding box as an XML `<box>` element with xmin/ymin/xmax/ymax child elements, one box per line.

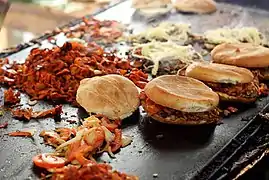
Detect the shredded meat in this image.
<box><xmin>4</xmin><ymin>88</ymin><xmax>20</xmax><ymax>105</ymax></box>
<box><xmin>12</xmin><ymin>105</ymin><xmax>62</xmax><ymax>121</ymax></box>
<box><xmin>0</xmin><ymin>58</ymin><xmax>16</xmax><ymax>86</ymax></box>
<box><xmin>2</xmin><ymin>42</ymin><xmax>148</xmax><ymax>104</ymax></box>
<box><xmin>206</xmin><ymin>81</ymin><xmax>259</xmax><ymax>99</ymax></box>
<box><xmin>51</xmin><ymin>163</ymin><xmax>138</xmax><ymax>180</ymax></box>
<box><xmin>12</xmin><ymin>108</ymin><xmax>32</xmax><ymax>120</ymax></box>
<box><xmin>60</xmin><ymin>17</ymin><xmax>125</xmax><ymax>44</ymax></box>
<box><xmin>252</xmin><ymin>68</ymin><xmax>269</xmax><ymax>81</ymax></box>
<box><xmin>259</xmin><ymin>83</ymin><xmax>269</xmax><ymax>96</ymax></box>
<box><xmin>140</xmin><ymin>92</ymin><xmax>221</xmax><ymax>123</ymax></box>
<box><xmin>8</xmin><ymin>131</ymin><xmax>33</xmax><ymax>137</ymax></box>
<box><xmin>132</xmin><ymin>47</ymin><xmax>190</xmax><ymax>76</ymax></box>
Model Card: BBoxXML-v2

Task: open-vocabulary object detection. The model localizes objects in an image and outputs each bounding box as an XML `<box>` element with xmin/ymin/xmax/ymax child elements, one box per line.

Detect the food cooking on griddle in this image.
<box><xmin>131</xmin><ymin>41</ymin><xmax>203</xmax><ymax>76</ymax></box>
<box><xmin>34</xmin><ymin>115</ymin><xmax>136</xmax><ymax>179</ymax></box>
<box><xmin>132</xmin><ymin>0</ymin><xmax>171</xmax><ymax>9</ymax></box>
<box><xmin>185</xmin><ymin>62</ymin><xmax>260</xmax><ymax>103</ymax></box>
<box><xmin>140</xmin><ymin>75</ymin><xmax>221</xmax><ymax>125</ymax></box>
<box><xmin>2</xmin><ymin>1</ymin><xmax>269</xmax><ymax>179</ymax></box>
<box><xmin>128</xmin><ymin>22</ymin><xmax>191</xmax><ymax>44</ymax></box>
<box><xmin>4</xmin><ymin>88</ymin><xmax>20</xmax><ymax>105</ymax></box>
<box><xmin>203</xmin><ymin>27</ymin><xmax>268</xmax><ymax>49</ymax></box>
<box><xmin>49</xmin><ymin>162</ymin><xmax>139</xmax><ymax>180</ymax></box>
<box><xmin>0</xmin><ymin>41</ymin><xmax>148</xmax><ymax>104</ymax></box>
<box><xmin>173</xmin><ymin>0</ymin><xmax>217</xmax><ymax>14</ymax></box>
<box><xmin>61</xmin><ymin>17</ymin><xmax>126</xmax><ymax>45</ymax></box>
<box><xmin>76</xmin><ymin>74</ymin><xmax>140</xmax><ymax>120</ymax></box>
<box><xmin>211</xmin><ymin>43</ymin><xmax>269</xmax><ymax>81</ymax></box>
<box><xmin>132</xmin><ymin>0</ymin><xmax>172</xmax><ymax>18</ymax></box>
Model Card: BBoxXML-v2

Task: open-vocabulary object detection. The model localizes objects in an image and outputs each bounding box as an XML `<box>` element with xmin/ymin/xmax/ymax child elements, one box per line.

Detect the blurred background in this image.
<box><xmin>0</xmin><ymin>0</ymin><xmax>120</xmax><ymax>50</ymax></box>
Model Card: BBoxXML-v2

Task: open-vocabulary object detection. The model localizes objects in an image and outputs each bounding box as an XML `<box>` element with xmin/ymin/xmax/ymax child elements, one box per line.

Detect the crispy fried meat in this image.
<box><xmin>0</xmin><ymin>58</ymin><xmax>16</xmax><ymax>86</ymax></box>
<box><xmin>12</xmin><ymin>105</ymin><xmax>62</xmax><ymax>120</ymax></box>
<box><xmin>6</xmin><ymin>42</ymin><xmax>147</xmax><ymax>104</ymax></box>
<box><xmin>51</xmin><ymin>163</ymin><xmax>138</xmax><ymax>180</ymax></box>
<box><xmin>4</xmin><ymin>88</ymin><xmax>20</xmax><ymax>105</ymax></box>
<box><xmin>140</xmin><ymin>92</ymin><xmax>221</xmax><ymax>124</ymax></box>
<box><xmin>62</xmin><ymin>17</ymin><xmax>125</xmax><ymax>44</ymax></box>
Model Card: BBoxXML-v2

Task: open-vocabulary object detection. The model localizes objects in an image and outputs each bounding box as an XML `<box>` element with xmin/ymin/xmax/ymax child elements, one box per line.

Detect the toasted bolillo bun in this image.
<box><xmin>211</xmin><ymin>43</ymin><xmax>269</xmax><ymax>68</ymax></box>
<box><xmin>76</xmin><ymin>75</ymin><xmax>140</xmax><ymax>120</ymax></box>
<box><xmin>216</xmin><ymin>92</ymin><xmax>257</xmax><ymax>104</ymax></box>
<box><xmin>185</xmin><ymin>62</ymin><xmax>254</xmax><ymax>84</ymax></box>
<box><xmin>174</xmin><ymin>0</ymin><xmax>217</xmax><ymax>14</ymax></box>
<box><xmin>144</xmin><ymin>75</ymin><xmax>219</xmax><ymax>113</ymax></box>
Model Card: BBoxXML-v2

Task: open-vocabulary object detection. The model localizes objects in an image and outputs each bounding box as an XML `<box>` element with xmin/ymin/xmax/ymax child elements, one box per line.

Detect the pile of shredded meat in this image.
<box><xmin>139</xmin><ymin>92</ymin><xmax>221</xmax><ymax>123</ymax></box>
<box><xmin>1</xmin><ymin>42</ymin><xmax>148</xmax><ymax>104</ymax></box>
<box><xmin>57</xmin><ymin>17</ymin><xmax>125</xmax><ymax>44</ymax></box>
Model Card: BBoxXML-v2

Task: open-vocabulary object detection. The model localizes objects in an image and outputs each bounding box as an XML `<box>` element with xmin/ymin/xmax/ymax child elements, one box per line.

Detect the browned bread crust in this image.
<box><xmin>211</xmin><ymin>43</ymin><xmax>269</xmax><ymax>68</ymax></box>
<box><xmin>185</xmin><ymin>62</ymin><xmax>254</xmax><ymax>84</ymax></box>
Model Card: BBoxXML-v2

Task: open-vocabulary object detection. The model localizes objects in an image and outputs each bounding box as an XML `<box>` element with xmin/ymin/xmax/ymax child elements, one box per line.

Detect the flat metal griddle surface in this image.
<box><xmin>1</xmin><ymin>1</ymin><xmax>269</xmax><ymax>180</ymax></box>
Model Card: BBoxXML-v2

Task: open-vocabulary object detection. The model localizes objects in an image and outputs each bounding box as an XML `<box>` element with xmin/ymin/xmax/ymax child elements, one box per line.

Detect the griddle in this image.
<box><xmin>1</xmin><ymin>1</ymin><xmax>269</xmax><ymax>180</ymax></box>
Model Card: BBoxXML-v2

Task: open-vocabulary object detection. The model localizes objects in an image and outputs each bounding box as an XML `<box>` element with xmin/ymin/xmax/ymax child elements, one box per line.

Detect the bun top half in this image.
<box><xmin>76</xmin><ymin>75</ymin><xmax>140</xmax><ymax>120</ymax></box>
<box><xmin>144</xmin><ymin>75</ymin><xmax>219</xmax><ymax>113</ymax></box>
<box><xmin>174</xmin><ymin>0</ymin><xmax>217</xmax><ymax>14</ymax></box>
<box><xmin>211</xmin><ymin>43</ymin><xmax>269</xmax><ymax>68</ymax></box>
<box><xmin>185</xmin><ymin>62</ymin><xmax>254</xmax><ymax>84</ymax></box>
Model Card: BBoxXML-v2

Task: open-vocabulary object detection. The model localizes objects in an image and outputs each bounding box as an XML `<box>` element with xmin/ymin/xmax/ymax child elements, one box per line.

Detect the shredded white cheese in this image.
<box><xmin>204</xmin><ymin>27</ymin><xmax>268</xmax><ymax>46</ymax></box>
<box><xmin>132</xmin><ymin>41</ymin><xmax>203</xmax><ymax>75</ymax></box>
<box><xmin>130</xmin><ymin>22</ymin><xmax>191</xmax><ymax>44</ymax></box>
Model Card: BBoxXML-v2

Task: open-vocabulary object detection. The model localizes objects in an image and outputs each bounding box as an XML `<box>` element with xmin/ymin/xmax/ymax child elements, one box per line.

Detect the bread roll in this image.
<box><xmin>76</xmin><ymin>75</ymin><xmax>140</xmax><ymax>120</ymax></box>
<box><xmin>144</xmin><ymin>75</ymin><xmax>219</xmax><ymax>113</ymax></box>
<box><xmin>174</xmin><ymin>0</ymin><xmax>217</xmax><ymax>14</ymax></box>
<box><xmin>185</xmin><ymin>62</ymin><xmax>254</xmax><ymax>84</ymax></box>
<box><xmin>211</xmin><ymin>43</ymin><xmax>269</xmax><ymax>68</ymax></box>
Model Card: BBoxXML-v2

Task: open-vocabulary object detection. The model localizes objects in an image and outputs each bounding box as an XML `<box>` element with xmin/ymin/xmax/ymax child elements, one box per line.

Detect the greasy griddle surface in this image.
<box><xmin>1</xmin><ymin>1</ymin><xmax>269</xmax><ymax>180</ymax></box>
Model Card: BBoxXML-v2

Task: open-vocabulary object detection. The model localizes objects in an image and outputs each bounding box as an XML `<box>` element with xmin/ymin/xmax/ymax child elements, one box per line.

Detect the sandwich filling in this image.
<box><xmin>132</xmin><ymin>41</ymin><xmax>203</xmax><ymax>75</ymax></box>
<box><xmin>252</xmin><ymin>68</ymin><xmax>269</xmax><ymax>81</ymax></box>
<box><xmin>205</xmin><ymin>80</ymin><xmax>259</xmax><ymax>100</ymax></box>
<box><xmin>140</xmin><ymin>91</ymin><xmax>221</xmax><ymax>123</ymax></box>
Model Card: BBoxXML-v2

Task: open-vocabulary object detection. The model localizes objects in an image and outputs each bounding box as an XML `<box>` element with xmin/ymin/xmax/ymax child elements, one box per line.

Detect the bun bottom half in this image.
<box><xmin>216</xmin><ymin>92</ymin><xmax>257</xmax><ymax>104</ymax></box>
<box><xmin>141</xmin><ymin>98</ymin><xmax>221</xmax><ymax>125</ymax></box>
